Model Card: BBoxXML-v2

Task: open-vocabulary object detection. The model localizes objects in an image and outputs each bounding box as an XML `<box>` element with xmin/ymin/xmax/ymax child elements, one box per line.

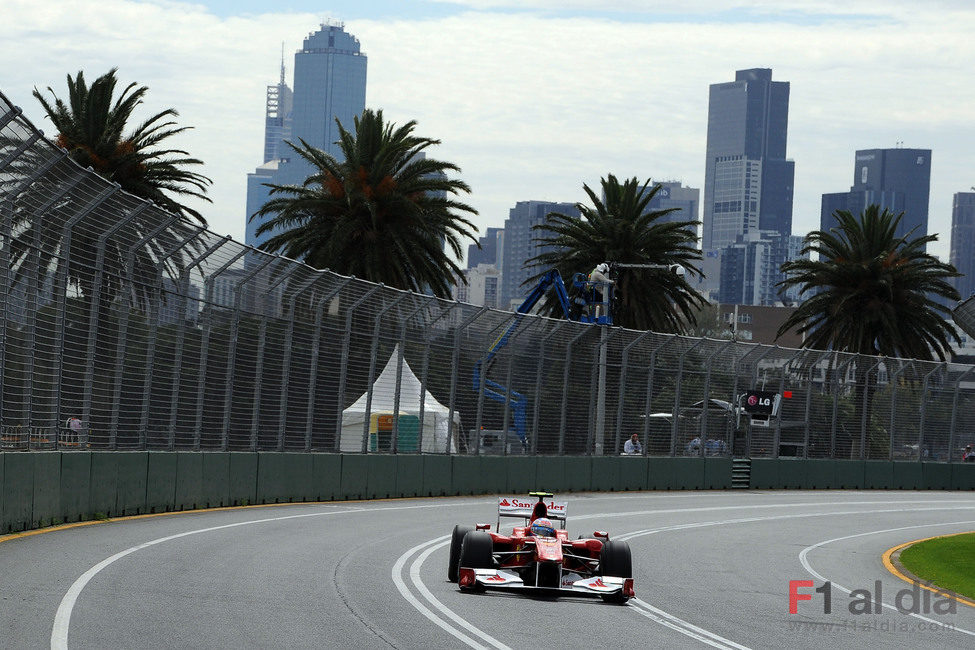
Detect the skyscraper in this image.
<box><xmin>467</xmin><ymin>227</ymin><xmax>503</xmax><ymax>269</ymax></box>
<box><xmin>949</xmin><ymin>192</ymin><xmax>975</xmax><ymax>299</ymax></box>
<box><xmin>500</xmin><ymin>200</ymin><xmax>578</xmax><ymax>307</ymax></box>
<box><xmin>246</xmin><ymin>22</ymin><xmax>367</xmax><ymax>249</ymax></box>
<box><xmin>820</xmin><ymin>148</ymin><xmax>932</xmax><ymax>244</ymax></box>
<box><xmin>641</xmin><ymin>181</ymin><xmax>700</xmax><ymax>227</ymax></box>
<box><xmin>717</xmin><ymin>232</ymin><xmax>807</xmax><ymax>306</ymax></box>
<box><xmin>702</xmin><ymin>68</ymin><xmax>794</xmax><ymax>251</ymax></box>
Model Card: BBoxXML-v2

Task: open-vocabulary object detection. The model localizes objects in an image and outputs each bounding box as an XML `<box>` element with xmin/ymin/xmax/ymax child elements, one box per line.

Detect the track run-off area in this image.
<box><xmin>2</xmin><ymin>491</ymin><xmax>974</xmax><ymax>649</ymax></box>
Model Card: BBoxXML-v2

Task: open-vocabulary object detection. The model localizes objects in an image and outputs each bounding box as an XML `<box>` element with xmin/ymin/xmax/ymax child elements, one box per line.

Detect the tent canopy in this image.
<box><xmin>340</xmin><ymin>345</ymin><xmax>460</xmax><ymax>453</ymax></box>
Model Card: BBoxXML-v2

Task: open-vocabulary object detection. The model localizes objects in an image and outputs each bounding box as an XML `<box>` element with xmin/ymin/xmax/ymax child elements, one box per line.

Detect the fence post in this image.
<box><xmin>360</xmin><ymin>291</ymin><xmax>410</xmax><ymax>452</ymax></box>
<box><xmin>4</xmin><ymin>150</ymin><xmax>75</xmax><ymax>431</ymax></box>
<box><xmin>641</xmin><ymin>334</ymin><xmax>679</xmax><ymax>456</ymax></box>
<box><xmin>858</xmin><ymin>356</ymin><xmax>885</xmax><ymax>460</ymax></box>
<box><xmin>167</xmin><ymin>235</ymin><xmax>233</xmax><ymax>448</ymax></box>
<box><xmin>248</xmin><ymin>263</ymin><xmax>305</xmax><ymax>450</ymax></box>
<box><xmin>499</xmin><ymin>315</ymin><xmax>543</xmax><ymax>455</ymax></box>
<box><xmin>0</xmin><ymin>198</ymin><xmax>13</xmax><ymax>426</ymax></box>
<box><xmin>394</xmin><ymin>295</ymin><xmax>443</xmax><ymax>453</ymax></box>
<box><xmin>331</xmin><ymin>283</ymin><xmax>383</xmax><ymax>451</ymax></box>
<box><xmin>272</xmin><ymin>264</ymin><xmax>330</xmax><ymax>451</ymax></box>
<box><xmin>448</xmin><ymin>306</ymin><xmax>489</xmax><ymax>454</ymax></box>
<box><xmin>294</xmin><ymin>275</ymin><xmax>352</xmax><ymax>451</ymax></box>
<box><xmin>947</xmin><ymin>366</ymin><xmax>974</xmax><ymax>463</ymax></box>
<box><xmin>220</xmin><ymin>252</ymin><xmax>279</xmax><ymax>449</ymax></box>
<box><xmin>699</xmin><ymin>339</ymin><xmax>735</xmax><ymax>455</ymax></box>
<box><xmin>49</xmin><ymin>184</ymin><xmax>119</xmax><ymax>438</ymax></box>
<box><xmin>745</xmin><ymin>345</ymin><xmax>777</xmax><ymax>456</ymax></box>
<box><xmin>136</xmin><ymin>226</ymin><xmax>209</xmax><ymax>449</ymax></box>
<box><xmin>588</xmin><ymin>327</ymin><xmax>622</xmax><ymax>455</ymax></box>
<box><xmin>192</xmin><ymin>247</ymin><xmax>248</xmax><ymax>450</ymax></box>
<box><xmin>672</xmin><ymin>338</ymin><xmax>705</xmax><ymax>456</ymax></box>
<box><xmin>534</xmin><ymin>321</ymin><xmax>568</xmax><ymax>455</ymax></box>
<box><xmin>918</xmin><ymin>362</ymin><xmax>946</xmax><ymax>461</ymax></box>
<box><xmin>80</xmin><ymin>202</ymin><xmax>151</xmax><ymax>445</ymax></box>
<box><xmin>558</xmin><ymin>325</ymin><xmax>591</xmax><ymax>456</ymax></box>
<box><xmin>888</xmin><ymin>359</ymin><xmax>913</xmax><ymax>460</ymax></box>
<box><xmin>107</xmin><ymin>216</ymin><xmax>182</xmax><ymax>445</ymax></box>
<box><xmin>804</xmin><ymin>350</ymin><xmax>832</xmax><ymax>458</ymax></box>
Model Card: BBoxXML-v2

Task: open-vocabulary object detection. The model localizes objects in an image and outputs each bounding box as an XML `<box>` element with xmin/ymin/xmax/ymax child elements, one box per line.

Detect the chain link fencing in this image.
<box><xmin>2</xmin><ymin>90</ymin><xmax>974</xmax><ymax>460</ymax></box>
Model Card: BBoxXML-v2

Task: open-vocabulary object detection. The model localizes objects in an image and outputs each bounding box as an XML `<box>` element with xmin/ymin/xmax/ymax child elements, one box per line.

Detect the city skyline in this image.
<box><xmin>244</xmin><ymin>22</ymin><xmax>368</xmax><ymax>250</ymax></box>
<box><xmin>2</xmin><ymin>1</ymin><xmax>973</xmax><ymax>264</ymax></box>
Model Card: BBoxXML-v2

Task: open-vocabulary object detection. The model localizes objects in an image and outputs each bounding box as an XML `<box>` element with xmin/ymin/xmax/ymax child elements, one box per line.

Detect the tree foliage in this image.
<box><xmin>529</xmin><ymin>175</ymin><xmax>705</xmax><ymax>332</ymax></box>
<box><xmin>777</xmin><ymin>205</ymin><xmax>960</xmax><ymax>360</ymax></box>
<box><xmin>251</xmin><ymin>109</ymin><xmax>478</xmax><ymax>298</ymax></box>
<box><xmin>33</xmin><ymin>68</ymin><xmax>211</xmax><ymax>223</ymax></box>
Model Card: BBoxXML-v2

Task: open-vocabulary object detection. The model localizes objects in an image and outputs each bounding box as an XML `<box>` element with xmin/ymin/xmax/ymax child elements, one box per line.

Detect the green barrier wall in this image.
<box><xmin>3</xmin><ymin>452</ymin><xmax>974</xmax><ymax>535</ymax></box>
<box><xmin>202</xmin><ymin>452</ymin><xmax>230</xmax><ymax>508</ymax></box>
<box><xmin>60</xmin><ymin>453</ymin><xmax>91</xmax><ymax>523</ymax></box>
<box><xmin>32</xmin><ymin>453</ymin><xmax>61</xmax><ymax>528</ymax></box>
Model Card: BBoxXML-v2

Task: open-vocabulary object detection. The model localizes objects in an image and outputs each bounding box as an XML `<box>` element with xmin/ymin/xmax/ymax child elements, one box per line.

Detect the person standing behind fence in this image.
<box><xmin>587</xmin><ymin>263</ymin><xmax>613</xmax><ymax>319</ymax></box>
<box><xmin>66</xmin><ymin>416</ymin><xmax>83</xmax><ymax>446</ymax></box>
<box><xmin>624</xmin><ymin>433</ymin><xmax>642</xmax><ymax>455</ymax></box>
<box><xmin>964</xmin><ymin>444</ymin><xmax>974</xmax><ymax>462</ymax></box>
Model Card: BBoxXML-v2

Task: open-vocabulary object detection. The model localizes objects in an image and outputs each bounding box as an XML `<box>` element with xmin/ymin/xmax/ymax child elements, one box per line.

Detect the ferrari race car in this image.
<box><xmin>447</xmin><ymin>492</ymin><xmax>634</xmax><ymax>603</ymax></box>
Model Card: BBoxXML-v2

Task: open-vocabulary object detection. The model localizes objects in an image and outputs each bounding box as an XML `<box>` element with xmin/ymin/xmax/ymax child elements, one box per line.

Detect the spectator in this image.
<box><xmin>964</xmin><ymin>444</ymin><xmax>974</xmax><ymax>463</ymax></box>
<box><xmin>66</xmin><ymin>416</ymin><xmax>83</xmax><ymax>446</ymax></box>
<box><xmin>623</xmin><ymin>433</ymin><xmax>642</xmax><ymax>455</ymax></box>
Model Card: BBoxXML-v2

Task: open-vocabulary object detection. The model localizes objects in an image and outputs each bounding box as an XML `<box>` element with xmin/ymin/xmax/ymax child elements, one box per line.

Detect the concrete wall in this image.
<box><xmin>2</xmin><ymin>452</ymin><xmax>973</xmax><ymax>534</ymax></box>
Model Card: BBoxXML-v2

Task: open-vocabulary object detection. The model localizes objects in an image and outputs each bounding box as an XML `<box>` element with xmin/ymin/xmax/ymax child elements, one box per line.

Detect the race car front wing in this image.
<box><xmin>458</xmin><ymin>568</ymin><xmax>634</xmax><ymax>599</ymax></box>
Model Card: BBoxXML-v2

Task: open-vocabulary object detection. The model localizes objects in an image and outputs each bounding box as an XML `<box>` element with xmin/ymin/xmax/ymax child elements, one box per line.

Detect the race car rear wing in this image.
<box><xmin>496</xmin><ymin>495</ymin><xmax>567</xmax><ymax>531</ymax></box>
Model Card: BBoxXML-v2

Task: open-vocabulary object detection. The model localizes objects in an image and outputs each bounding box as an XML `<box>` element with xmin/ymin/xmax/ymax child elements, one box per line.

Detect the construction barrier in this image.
<box><xmin>3</xmin><ymin>452</ymin><xmax>974</xmax><ymax>534</ymax></box>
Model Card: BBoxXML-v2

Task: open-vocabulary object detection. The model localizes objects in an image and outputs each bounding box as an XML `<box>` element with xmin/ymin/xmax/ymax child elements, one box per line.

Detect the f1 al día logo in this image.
<box><xmin>789</xmin><ymin>580</ymin><xmax>957</xmax><ymax>615</ymax></box>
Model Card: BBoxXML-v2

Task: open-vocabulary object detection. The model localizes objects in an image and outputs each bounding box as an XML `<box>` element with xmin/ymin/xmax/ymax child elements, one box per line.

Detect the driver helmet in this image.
<box><xmin>530</xmin><ymin>517</ymin><xmax>556</xmax><ymax>537</ymax></box>
<box><xmin>595</xmin><ymin>263</ymin><xmax>609</xmax><ymax>274</ymax></box>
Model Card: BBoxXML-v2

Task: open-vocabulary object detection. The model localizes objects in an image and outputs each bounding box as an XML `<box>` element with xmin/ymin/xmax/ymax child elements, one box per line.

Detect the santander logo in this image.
<box><xmin>499</xmin><ymin>499</ymin><xmax>511</xmax><ymax>507</ymax></box>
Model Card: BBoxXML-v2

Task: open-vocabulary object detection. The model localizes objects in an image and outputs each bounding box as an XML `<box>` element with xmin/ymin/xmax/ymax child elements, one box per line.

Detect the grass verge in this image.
<box><xmin>899</xmin><ymin>532</ymin><xmax>975</xmax><ymax>601</ymax></box>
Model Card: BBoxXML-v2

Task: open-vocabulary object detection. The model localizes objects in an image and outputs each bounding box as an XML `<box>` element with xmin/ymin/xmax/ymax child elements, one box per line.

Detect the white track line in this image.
<box><xmin>613</xmin><ymin>505</ymin><xmax>975</xmax><ymax>648</ymax></box>
<box><xmin>50</xmin><ymin>501</ymin><xmax>474</xmax><ymax>650</ymax></box>
<box><xmin>798</xmin><ymin>521</ymin><xmax>975</xmax><ymax>637</ymax></box>
<box><xmin>628</xmin><ymin>598</ymin><xmax>751</xmax><ymax>650</ymax></box>
<box><xmin>389</xmin><ymin>539</ymin><xmax>512</xmax><ymax>650</ymax></box>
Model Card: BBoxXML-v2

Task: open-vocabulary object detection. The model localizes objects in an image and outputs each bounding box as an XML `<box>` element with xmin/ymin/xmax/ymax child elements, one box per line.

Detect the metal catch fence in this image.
<box><xmin>2</xmin><ymin>89</ymin><xmax>975</xmax><ymax>460</ymax></box>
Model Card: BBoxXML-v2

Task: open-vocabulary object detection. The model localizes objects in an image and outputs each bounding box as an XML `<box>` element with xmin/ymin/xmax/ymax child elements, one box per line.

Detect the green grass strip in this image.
<box><xmin>899</xmin><ymin>532</ymin><xmax>975</xmax><ymax>601</ymax></box>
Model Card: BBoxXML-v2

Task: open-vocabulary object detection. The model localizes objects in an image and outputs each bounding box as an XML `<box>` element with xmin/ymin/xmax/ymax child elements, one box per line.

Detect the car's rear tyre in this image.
<box><xmin>448</xmin><ymin>525</ymin><xmax>473</xmax><ymax>582</ymax></box>
<box><xmin>598</xmin><ymin>539</ymin><xmax>632</xmax><ymax>604</ymax></box>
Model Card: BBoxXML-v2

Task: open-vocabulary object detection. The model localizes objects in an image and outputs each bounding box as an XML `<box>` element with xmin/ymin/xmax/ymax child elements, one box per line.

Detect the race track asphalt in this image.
<box><xmin>1</xmin><ymin>490</ymin><xmax>974</xmax><ymax>649</ymax></box>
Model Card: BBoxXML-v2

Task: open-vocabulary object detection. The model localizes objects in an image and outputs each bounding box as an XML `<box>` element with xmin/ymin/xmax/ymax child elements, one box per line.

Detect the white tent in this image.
<box><xmin>340</xmin><ymin>345</ymin><xmax>460</xmax><ymax>453</ymax></box>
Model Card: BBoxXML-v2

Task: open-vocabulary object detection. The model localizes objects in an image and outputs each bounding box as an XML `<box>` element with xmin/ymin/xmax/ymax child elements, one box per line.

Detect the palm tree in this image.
<box><xmin>250</xmin><ymin>109</ymin><xmax>478</xmax><ymax>298</ymax></box>
<box><xmin>33</xmin><ymin>69</ymin><xmax>211</xmax><ymax>223</ymax></box>
<box><xmin>528</xmin><ymin>175</ymin><xmax>705</xmax><ymax>332</ymax></box>
<box><xmin>776</xmin><ymin>205</ymin><xmax>960</xmax><ymax>361</ymax></box>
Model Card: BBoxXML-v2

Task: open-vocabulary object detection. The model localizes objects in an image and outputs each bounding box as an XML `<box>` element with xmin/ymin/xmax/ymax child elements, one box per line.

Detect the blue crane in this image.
<box><xmin>471</xmin><ymin>269</ymin><xmax>602</xmax><ymax>448</ymax></box>
<box><xmin>471</xmin><ymin>262</ymin><xmax>685</xmax><ymax>448</ymax></box>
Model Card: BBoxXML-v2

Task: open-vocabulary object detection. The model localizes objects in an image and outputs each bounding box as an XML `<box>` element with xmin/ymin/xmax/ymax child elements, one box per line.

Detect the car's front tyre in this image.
<box><xmin>447</xmin><ymin>525</ymin><xmax>473</xmax><ymax>582</ymax></box>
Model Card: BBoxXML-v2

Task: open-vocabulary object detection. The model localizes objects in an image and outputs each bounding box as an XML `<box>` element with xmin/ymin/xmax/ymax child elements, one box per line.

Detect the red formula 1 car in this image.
<box><xmin>447</xmin><ymin>492</ymin><xmax>634</xmax><ymax>604</ymax></box>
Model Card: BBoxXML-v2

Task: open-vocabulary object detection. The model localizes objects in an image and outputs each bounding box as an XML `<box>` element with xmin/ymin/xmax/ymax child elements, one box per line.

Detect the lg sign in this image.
<box><xmin>742</xmin><ymin>390</ymin><xmax>777</xmax><ymax>415</ymax></box>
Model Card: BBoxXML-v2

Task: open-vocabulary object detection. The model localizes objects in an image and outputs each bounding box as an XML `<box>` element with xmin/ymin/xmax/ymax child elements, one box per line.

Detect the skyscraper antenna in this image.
<box><xmin>280</xmin><ymin>42</ymin><xmax>286</xmax><ymax>85</ymax></box>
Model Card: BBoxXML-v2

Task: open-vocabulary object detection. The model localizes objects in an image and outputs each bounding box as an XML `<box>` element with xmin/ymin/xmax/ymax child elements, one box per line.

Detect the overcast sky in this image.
<box><xmin>2</xmin><ymin>0</ymin><xmax>973</xmax><ymax>261</ymax></box>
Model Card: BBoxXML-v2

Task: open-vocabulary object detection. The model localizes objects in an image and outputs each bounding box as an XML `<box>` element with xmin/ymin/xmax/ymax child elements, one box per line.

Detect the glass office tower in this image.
<box><xmin>702</xmin><ymin>69</ymin><xmax>794</xmax><ymax>251</ymax></box>
<box><xmin>246</xmin><ymin>22</ymin><xmax>367</xmax><ymax>249</ymax></box>
<box><xmin>820</xmin><ymin>148</ymin><xmax>932</xmax><ymax>245</ymax></box>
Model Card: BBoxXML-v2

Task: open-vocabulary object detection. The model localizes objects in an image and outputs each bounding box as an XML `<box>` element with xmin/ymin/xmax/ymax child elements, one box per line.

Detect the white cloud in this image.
<box><xmin>1</xmin><ymin>0</ymin><xmax>973</xmax><ymax>261</ymax></box>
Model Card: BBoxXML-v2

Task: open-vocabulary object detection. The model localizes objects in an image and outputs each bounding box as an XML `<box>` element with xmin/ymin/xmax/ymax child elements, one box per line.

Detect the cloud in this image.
<box><xmin>1</xmin><ymin>0</ymin><xmax>972</xmax><ymax>261</ymax></box>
